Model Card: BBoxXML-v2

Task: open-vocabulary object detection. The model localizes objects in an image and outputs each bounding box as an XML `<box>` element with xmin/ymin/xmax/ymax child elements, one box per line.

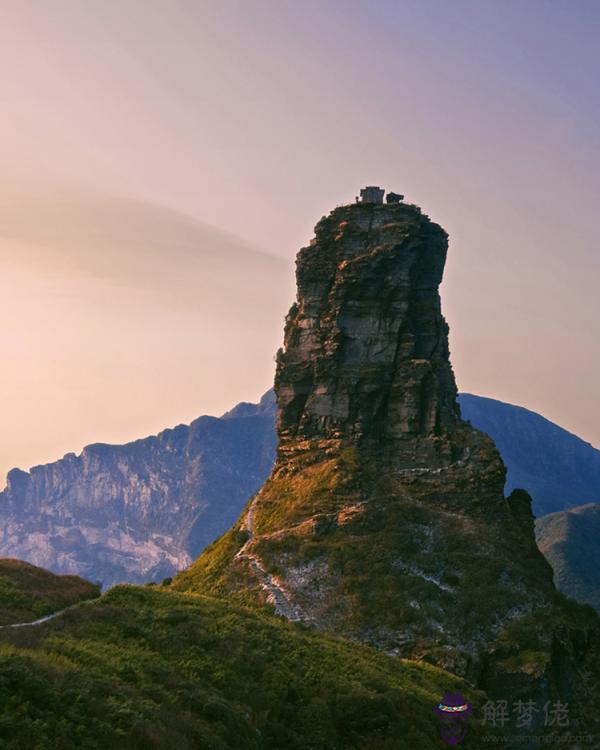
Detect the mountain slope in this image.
<box><xmin>176</xmin><ymin>194</ymin><xmax>600</xmax><ymax>732</ymax></box>
<box><xmin>535</xmin><ymin>503</ymin><xmax>600</xmax><ymax>612</ymax></box>
<box><xmin>0</xmin><ymin>393</ymin><xmax>276</xmax><ymax>587</ymax></box>
<box><xmin>459</xmin><ymin>393</ymin><xmax>600</xmax><ymax>516</ymax></box>
<box><xmin>0</xmin><ymin>582</ymin><xmax>497</xmax><ymax>749</ymax></box>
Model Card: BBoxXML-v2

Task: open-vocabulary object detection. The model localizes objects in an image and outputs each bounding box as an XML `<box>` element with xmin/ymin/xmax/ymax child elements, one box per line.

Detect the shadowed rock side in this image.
<box><xmin>275</xmin><ymin>202</ymin><xmax>460</xmax><ymax>464</ymax></box>
<box><xmin>176</xmin><ymin>197</ymin><xmax>600</xmax><ymax>732</ymax></box>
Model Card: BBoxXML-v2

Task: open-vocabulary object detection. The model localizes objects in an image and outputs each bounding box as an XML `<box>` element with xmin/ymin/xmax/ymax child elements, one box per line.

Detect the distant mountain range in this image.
<box><xmin>536</xmin><ymin>503</ymin><xmax>600</xmax><ymax>612</ymax></box>
<box><xmin>459</xmin><ymin>393</ymin><xmax>600</xmax><ymax>516</ymax></box>
<box><xmin>0</xmin><ymin>392</ymin><xmax>276</xmax><ymax>587</ymax></box>
<box><xmin>0</xmin><ymin>389</ymin><xmax>597</xmax><ymax>588</ymax></box>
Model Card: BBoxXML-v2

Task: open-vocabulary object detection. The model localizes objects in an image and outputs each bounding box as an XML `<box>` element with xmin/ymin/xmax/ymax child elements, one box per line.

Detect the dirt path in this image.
<box><xmin>235</xmin><ymin>497</ymin><xmax>308</xmax><ymax>622</ymax></box>
<box><xmin>0</xmin><ymin>598</ymin><xmax>100</xmax><ymax>630</ymax></box>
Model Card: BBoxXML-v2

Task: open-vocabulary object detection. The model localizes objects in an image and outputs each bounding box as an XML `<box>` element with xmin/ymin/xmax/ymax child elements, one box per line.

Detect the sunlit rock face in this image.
<box><xmin>178</xmin><ymin>194</ymin><xmax>599</xmax><ymax>730</ymax></box>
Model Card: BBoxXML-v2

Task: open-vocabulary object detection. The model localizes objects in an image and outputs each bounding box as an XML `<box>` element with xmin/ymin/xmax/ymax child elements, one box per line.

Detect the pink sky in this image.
<box><xmin>1</xmin><ymin>0</ymin><xmax>598</xmax><ymax>479</ymax></box>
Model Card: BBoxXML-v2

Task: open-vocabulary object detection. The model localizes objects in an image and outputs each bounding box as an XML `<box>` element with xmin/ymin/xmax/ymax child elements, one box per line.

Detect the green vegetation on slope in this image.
<box><xmin>0</xmin><ymin>558</ymin><xmax>100</xmax><ymax>626</ymax></box>
<box><xmin>0</xmin><ymin>584</ymin><xmax>498</xmax><ymax>749</ymax></box>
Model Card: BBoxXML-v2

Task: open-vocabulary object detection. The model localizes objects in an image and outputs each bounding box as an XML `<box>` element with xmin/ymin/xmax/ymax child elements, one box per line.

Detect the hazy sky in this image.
<box><xmin>1</xmin><ymin>0</ymin><xmax>599</xmax><ymax>480</ymax></box>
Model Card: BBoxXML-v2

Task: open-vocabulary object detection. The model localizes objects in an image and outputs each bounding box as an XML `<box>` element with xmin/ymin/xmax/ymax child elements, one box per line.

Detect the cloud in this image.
<box><xmin>0</xmin><ymin>181</ymin><xmax>292</xmax><ymax>310</ymax></box>
<box><xmin>0</xmin><ymin>180</ymin><xmax>295</xmax><ymax>480</ymax></box>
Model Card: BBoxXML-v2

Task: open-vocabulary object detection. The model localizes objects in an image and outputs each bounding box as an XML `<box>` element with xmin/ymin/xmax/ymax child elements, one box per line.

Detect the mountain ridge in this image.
<box><xmin>0</xmin><ymin>576</ymin><xmax>500</xmax><ymax>748</ymax></box>
<box><xmin>0</xmin><ymin>408</ymin><xmax>276</xmax><ymax>587</ymax></box>
<box><xmin>0</xmin><ymin>558</ymin><xmax>99</xmax><ymax>626</ymax></box>
<box><xmin>0</xmin><ymin>192</ymin><xmax>598</xmax><ymax>747</ymax></box>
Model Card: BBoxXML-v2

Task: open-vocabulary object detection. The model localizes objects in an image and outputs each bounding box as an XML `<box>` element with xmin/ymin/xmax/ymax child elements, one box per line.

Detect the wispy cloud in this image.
<box><xmin>0</xmin><ymin>181</ymin><xmax>289</xmax><ymax>307</ymax></box>
<box><xmin>0</xmin><ymin>181</ymin><xmax>293</xmax><ymax>479</ymax></box>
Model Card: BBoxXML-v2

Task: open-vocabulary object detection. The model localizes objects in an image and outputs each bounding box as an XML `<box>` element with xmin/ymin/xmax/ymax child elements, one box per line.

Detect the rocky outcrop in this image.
<box><xmin>0</xmin><ymin>392</ymin><xmax>276</xmax><ymax>587</ymax></box>
<box><xmin>276</xmin><ymin>201</ymin><xmax>460</xmax><ymax>467</ymax></box>
<box><xmin>177</xmin><ymin>194</ymin><xmax>600</xmax><ymax>732</ymax></box>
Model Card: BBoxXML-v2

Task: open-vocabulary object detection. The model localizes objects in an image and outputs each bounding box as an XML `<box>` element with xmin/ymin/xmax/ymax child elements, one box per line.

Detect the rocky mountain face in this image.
<box><xmin>536</xmin><ymin>503</ymin><xmax>600</xmax><ymax>612</ymax></box>
<box><xmin>274</xmin><ymin>201</ymin><xmax>460</xmax><ymax>468</ymax></box>
<box><xmin>0</xmin><ymin>392</ymin><xmax>276</xmax><ymax>587</ymax></box>
<box><xmin>176</xmin><ymin>195</ymin><xmax>599</xmax><ymax>726</ymax></box>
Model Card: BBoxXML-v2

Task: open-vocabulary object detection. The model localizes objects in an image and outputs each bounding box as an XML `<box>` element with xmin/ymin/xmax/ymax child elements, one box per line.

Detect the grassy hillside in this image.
<box><xmin>536</xmin><ymin>503</ymin><xmax>600</xmax><ymax>612</ymax></box>
<box><xmin>0</xmin><ymin>583</ymin><xmax>500</xmax><ymax>749</ymax></box>
<box><xmin>0</xmin><ymin>558</ymin><xmax>100</xmax><ymax>626</ymax></box>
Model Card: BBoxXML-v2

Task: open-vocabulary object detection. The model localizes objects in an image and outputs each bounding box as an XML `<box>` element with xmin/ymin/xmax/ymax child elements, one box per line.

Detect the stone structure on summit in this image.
<box><xmin>386</xmin><ymin>191</ymin><xmax>404</xmax><ymax>203</ymax></box>
<box><xmin>356</xmin><ymin>185</ymin><xmax>403</xmax><ymax>204</ymax></box>
<box><xmin>357</xmin><ymin>185</ymin><xmax>384</xmax><ymax>203</ymax></box>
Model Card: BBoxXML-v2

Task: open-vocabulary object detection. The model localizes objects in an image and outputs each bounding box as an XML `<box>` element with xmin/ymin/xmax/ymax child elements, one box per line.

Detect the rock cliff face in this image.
<box><xmin>177</xmin><ymin>195</ymin><xmax>599</xmax><ymax>725</ymax></box>
<box><xmin>276</xmin><ymin>202</ymin><xmax>459</xmax><ymax>463</ymax></box>
<box><xmin>0</xmin><ymin>393</ymin><xmax>276</xmax><ymax>587</ymax></box>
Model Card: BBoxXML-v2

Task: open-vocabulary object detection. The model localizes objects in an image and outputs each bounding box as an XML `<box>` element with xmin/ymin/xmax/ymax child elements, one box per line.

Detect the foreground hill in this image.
<box><xmin>1</xmin><ymin>388</ymin><xmax>598</xmax><ymax>586</ymax></box>
<box><xmin>536</xmin><ymin>503</ymin><xmax>600</xmax><ymax>612</ymax></box>
<box><xmin>0</xmin><ymin>583</ymin><xmax>497</xmax><ymax>749</ymax></box>
<box><xmin>0</xmin><ymin>558</ymin><xmax>99</xmax><ymax>626</ymax></box>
